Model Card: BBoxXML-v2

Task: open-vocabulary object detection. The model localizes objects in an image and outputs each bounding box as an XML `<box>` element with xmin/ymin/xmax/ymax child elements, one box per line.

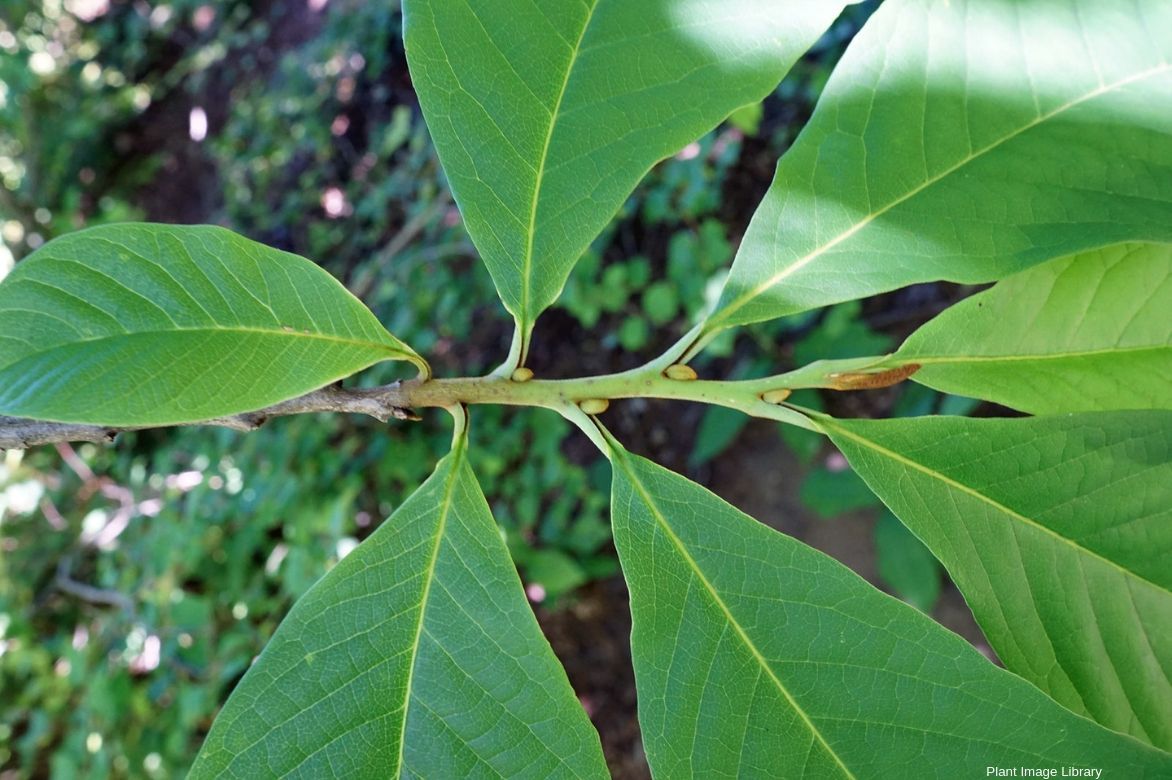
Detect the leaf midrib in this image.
<box><xmin>204</xmin><ymin>451</ymin><xmax>467</xmax><ymax>778</ymax></box>
<box><xmin>821</xmin><ymin>419</ymin><xmax>1169</xmax><ymax>595</ymax></box>
<box><xmin>903</xmin><ymin>344</ymin><xmax>1170</xmax><ymax>366</ymax></box>
<box><xmin>519</xmin><ymin>0</ymin><xmax>600</xmax><ymax>331</ymax></box>
<box><xmin>615</xmin><ymin>453</ymin><xmax>858</xmax><ymax>780</ymax></box>
<box><xmin>0</xmin><ymin>325</ymin><xmax>401</xmax><ymax>370</ymax></box>
<box><xmin>710</xmin><ymin>61</ymin><xmax>1172</xmax><ymax>330</ymax></box>
<box><xmin>393</xmin><ymin>445</ymin><xmax>466</xmax><ymax>778</ymax></box>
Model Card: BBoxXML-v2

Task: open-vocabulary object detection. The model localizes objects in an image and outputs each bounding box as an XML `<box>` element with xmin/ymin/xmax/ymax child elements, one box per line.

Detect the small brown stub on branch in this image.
<box><xmin>664</xmin><ymin>364</ymin><xmax>698</xmax><ymax>381</ymax></box>
<box><xmin>579</xmin><ymin>398</ymin><xmax>610</xmax><ymax>415</ymax></box>
<box><xmin>827</xmin><ymin>363</ymin><xmax>921</xmax><ymax>391</ymax></box>
<box><xmin>761</xmin><ymin>388</ymin><xmax>792</xmax><ymax>404</ymax></box>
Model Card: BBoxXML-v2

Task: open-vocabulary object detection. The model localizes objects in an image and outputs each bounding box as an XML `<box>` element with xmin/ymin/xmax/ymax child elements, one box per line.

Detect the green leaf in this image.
<box><xmin>701</xmin><ymin>0</ymin><xmax>1172</xmax><ymax>339</ymax></box>
<box><xmin>798</xmin><ymin>463</ymin><xmax>881</xmax><ymax>518</ymax></box>
<box><xmin>404</xmin><ymin>0</ymin><xmax>850</xmax><ymax>353</ymax></box>
<box><xmin>642</xmin><ymin>281</ymin><xmax>679</xmax><ymax>327</ymax></box>
<box><xmin>0</xmin><ymin>224</ymin><xmax>426</xmax><ymax>426</ymax></box>
<box><xmin>821</xmin><ymin>412</ymin><xmax>1172</xmax><ymax>751</ymax></box>
<box><xmin>874</xmin><ymin>510</ymin><xmax>941</xmax><ymax>613</ymax></box>
<box><xmin>688</xmin><ymin>405</ymin><xmax>749</xmax><ymax>467</ymax></box>
<box><xmin>192</xmin><ymin>425</ymin><xmax>607</xmax><ymax>779</ymax></box>
<box><xmin>608</xmin><ymin>445</ymin><xmax>1172</xmax><ymax>777</ymax></box>
<box><xmin>778</xmin><ymin>388</ymin><xmax>825</xmax><ymax>464</ymax></box>
<box><xmin>523</xmin><ymin>548</ymin><xmax>589</xmax><ymax>601</ymax></box>
<box><xmin>895</xmin><ymin>242</ymin><xmax>1172</xmax><ymax>414</ymax></box>
<box><xmin>616</xmin><ymin>316</ymin><xmax>650</xmax><ymax>352</ymax></box>
<box><xmin>727</xmin><ymin>101</ymin><xmax>764</xmax><ymax>136</ymax></box>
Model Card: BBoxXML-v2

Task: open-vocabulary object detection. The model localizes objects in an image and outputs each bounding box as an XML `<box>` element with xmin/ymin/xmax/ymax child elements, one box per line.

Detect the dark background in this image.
<box><xmin>0</xmin><ymin>2</ymin><xmax>992</xmax><ymax>777</ymax></box>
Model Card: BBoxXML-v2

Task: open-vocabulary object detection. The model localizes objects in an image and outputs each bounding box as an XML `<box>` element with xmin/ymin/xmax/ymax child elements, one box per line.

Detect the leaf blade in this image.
<box><xmin>821</xmin><ymin>412</ymin><xmax>1172</xmax><ymax>751</ymax></box>
<box><xmin>609</xmin><ymin>445</ymin><xmax>1172</xmax><ymax>776</ymax></box>
<box><xmin>701</xmin><ymin>0</ymin><xmax>1172</xmax><ymax>338</ymax></box>
<box><xmin>192</xmin><ymin>430</ymin><xmax>607</xmax><ymax>779</ymax></box>
<box><xmin>895</xmin><ymin>243</ymin><xmax>1172</xmax><ymax>414</ymax></box>
<box><xmin>0</xmin><ymin>224</ymin><xmax>426</xmax><ymax>425</ymax></box>
<box><xmin>404</xmin><ymin>0</ymin><xmax>850</xmax><ymax>350</ymax></box>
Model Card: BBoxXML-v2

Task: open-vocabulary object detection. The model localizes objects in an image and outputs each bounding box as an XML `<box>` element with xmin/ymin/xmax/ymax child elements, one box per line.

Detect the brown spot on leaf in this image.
<box><xmin>827</xmin><ymin>363</ymin><xmax>921</xmax><ymax>391</ymax></box>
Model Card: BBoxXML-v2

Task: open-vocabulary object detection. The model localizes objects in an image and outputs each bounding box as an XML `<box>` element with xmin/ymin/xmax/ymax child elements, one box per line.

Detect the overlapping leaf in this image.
<box><xmin>0</xmin><ymin>224</ymin><xmax>426</xmax><ymax>425</ymax></box>
<box><xmin>893</xmin><ymin>243</ymin><xmax>1172</xmax><ymax>414</ymax></box>
<box><xmin>193</xmin><ymin>426</ymin><xmax>607</xmax><ymax>779</ymax></box>
<box><xmin>404</xmin><ymin>0</ymin><xmax>850</xmax><ymax>356</ymax></box>
<box><xmin>608</xmin><ymin>445</ymin><xmax>1172</xmax><ymax>776</ymax></box>
<box><xmin>822</xmin><ymin>412</ymin><xmax>1172</xmax><ymax>751</ymax></box>
<box><xmin>698</xmin><ymin>0</ymin><xmax>1172</xmax><ymax>344</ymax></box>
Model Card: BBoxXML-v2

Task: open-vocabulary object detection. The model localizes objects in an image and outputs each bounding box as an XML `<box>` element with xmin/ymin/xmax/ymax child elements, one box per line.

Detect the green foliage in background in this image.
<box><xmin>0</xmin><ymin>0</ymin><xmax>264</xmax><ymax>260</ymax></box>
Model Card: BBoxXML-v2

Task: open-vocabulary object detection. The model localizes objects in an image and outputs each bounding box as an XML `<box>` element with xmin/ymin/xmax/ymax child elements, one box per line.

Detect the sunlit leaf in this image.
<box><xmin>404</xmin><ymin>0</ymin><xmax>850</xmax><ymax>355</ymax></box>
<box><xmin>700</xmin><ymin>0</ymin><xmax>1172</xmax><ymax>343</ymax></box>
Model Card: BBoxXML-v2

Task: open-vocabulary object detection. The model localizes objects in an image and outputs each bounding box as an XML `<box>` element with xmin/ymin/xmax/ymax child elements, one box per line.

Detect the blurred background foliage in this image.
<box><xmin>1</xmin><ymin>1</ymin><xmax>987</xmax><ymax>777</ymax></box>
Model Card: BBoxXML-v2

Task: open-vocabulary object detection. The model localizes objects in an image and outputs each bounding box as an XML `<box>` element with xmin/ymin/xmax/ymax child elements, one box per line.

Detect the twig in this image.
<box><xmin>1</xmin><ymin>359</ymin><xmax>839</xmax><ymax>451</ymax></box>
<box><xmin>55</xmin><ymin>560</ymin><xmax>136</xmax><ymax>615</ymax></box>
<box><xmin>0</xmin><ymin>382</ymin><xmax>421</xmax><ymax>450</ymax></box>
<box><xmin>0</xmin><ymin>417</ymin><xmax>121</xmax><ymax>449</ymax></box>
<box><xmin>39</xmin><ymin>497</ymin><xmax>68</xmax><ymax>530</ymax></box>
